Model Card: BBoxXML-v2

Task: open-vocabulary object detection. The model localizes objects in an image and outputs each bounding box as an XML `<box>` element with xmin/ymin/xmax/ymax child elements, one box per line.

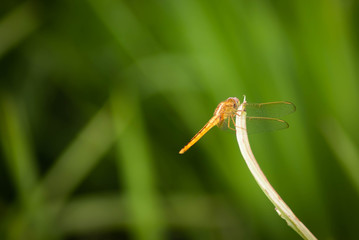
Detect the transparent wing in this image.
<box><xmin>217</xmin><ymin>117</ymin><xmax>234</xmax><ymax>131</ymax></box>
<box><xmin>245</xmin><ymin>101</ymin><xmax>296</xmax><ymax>118</ymax></box>
<box><xmin>218</xmin><ymin>116</ymin><xmax>289</xmax><ymax>134</ymax></box>
<box><xmin>217</xmin><ymin>101</ymin><xmax>294</xmax><ymax>134</ymax></box>
<box><xmin>245</xmin><ymin>117</ymin><xmax>289</xmax><ymax>134</ymax></box>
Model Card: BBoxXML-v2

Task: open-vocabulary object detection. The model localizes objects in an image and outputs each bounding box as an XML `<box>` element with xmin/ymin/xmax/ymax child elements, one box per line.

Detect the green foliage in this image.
<box><xmin>1</xmin><ymin>0</ymin><xmax>359</xmax><ymax>239</ymax></box>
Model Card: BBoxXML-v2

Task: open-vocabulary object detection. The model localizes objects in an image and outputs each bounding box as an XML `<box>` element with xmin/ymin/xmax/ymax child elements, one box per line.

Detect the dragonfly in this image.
<box><xmin>179</xmin><ymin>97</ymin><xmax>296</xmax><ymax>154</ymax></box>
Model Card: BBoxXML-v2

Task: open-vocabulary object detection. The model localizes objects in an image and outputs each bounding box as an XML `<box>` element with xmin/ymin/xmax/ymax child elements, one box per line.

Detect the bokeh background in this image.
<box><xmin>1</xmin><ymin>0</ymin><xmax>359</xmax><ymax>239</ymax></box>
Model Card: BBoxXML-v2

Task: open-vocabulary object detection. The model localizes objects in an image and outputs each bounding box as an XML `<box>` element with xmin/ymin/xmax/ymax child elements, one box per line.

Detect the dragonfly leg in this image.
<box><xmin>231</xmin><ymin>114</ymin><xmax>247</xmax><ymax>131</ymax></box>
<box><xmin>235</xmin><ymin>109</ymin><xmax>245</xmax><ymax>117</ymax></box>
<box><xmin>227</xmin><ymin>115</ymin><xmax>236</xmax><ymax>131</ymax></box>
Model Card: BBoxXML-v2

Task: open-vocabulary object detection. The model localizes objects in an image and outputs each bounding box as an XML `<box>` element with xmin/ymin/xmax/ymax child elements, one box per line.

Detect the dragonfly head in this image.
<box><xmin>227</xmin><ymin>97</ymin><xmax>240</xmax><ymax>109</ymax></box>
<box><xmin>213</xmin><ymin>97</ymin><xmax>241</xmax><ymax>117</ymax></box>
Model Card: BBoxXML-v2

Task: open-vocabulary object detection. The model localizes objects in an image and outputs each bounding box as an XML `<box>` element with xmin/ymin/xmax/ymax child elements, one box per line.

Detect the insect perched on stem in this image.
<box><xmin>179</xmin><ymin>97</ymin><xmax>296</xmax><ymax>154</ymax></box>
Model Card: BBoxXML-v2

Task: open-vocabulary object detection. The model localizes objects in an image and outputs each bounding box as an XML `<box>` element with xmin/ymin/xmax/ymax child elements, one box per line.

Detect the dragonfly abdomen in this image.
<box><xmin>179</xmin><ymin>116</ymin><xmax>220</xmax><ymax>154</ymax></box>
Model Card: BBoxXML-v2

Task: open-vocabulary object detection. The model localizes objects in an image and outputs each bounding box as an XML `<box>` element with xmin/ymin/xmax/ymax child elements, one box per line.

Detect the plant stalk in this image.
<box><xmin>235</xmin><ymin>97</ymin><xmax>317</xmax><ymax>240</ymax></box>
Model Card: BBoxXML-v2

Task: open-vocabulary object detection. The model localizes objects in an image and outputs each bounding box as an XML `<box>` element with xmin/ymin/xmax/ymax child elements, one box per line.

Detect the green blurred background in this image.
<box><xmin>1</xmin><ymin>0</ymin><xmax>359</xmax><ymax>239</ymax></box>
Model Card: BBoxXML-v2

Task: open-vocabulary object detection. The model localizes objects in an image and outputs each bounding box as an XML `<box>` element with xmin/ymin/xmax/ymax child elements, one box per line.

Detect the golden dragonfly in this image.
<box><xmin>179</xmin><ymin>97</ymin><xmax>296</xmax><ymax>154</ymax></box>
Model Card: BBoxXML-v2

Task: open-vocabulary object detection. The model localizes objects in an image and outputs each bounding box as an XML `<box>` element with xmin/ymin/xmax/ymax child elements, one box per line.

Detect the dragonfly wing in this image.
<box><xmin>217</xmin><ymin>116</ymin><xmax>236</xmax><ymax>131</ymax></box>
<box><xmin>244</xmin><ymin>117</ymin><xmax>289</xmax><ymax>134</ymax></box>
<box><xmin>217</xmin><ymin>118</ymin><xmax>226</xmax><ymax>129</ymax></box>
<box><xmin>245</xmin><ymin>101</ymin><xmax>296</xmax><ymax>118</ymax></box>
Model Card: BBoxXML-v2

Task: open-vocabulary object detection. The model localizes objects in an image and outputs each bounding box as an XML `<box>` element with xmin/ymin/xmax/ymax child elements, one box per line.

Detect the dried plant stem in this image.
<box><xmin>235</xmin><ymin>98</ymin><xmax>317</xmax><ymax>240</ymax></box>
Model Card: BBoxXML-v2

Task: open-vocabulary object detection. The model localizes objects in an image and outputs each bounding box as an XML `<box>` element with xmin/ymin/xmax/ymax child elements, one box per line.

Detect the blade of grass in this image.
<box><xmin>236</xmin><ymin>97</ymin><xmax>316</xmax><ymax>240</ymax></box>
<box><xmin>58</xmin><ymin>194</ymin><xmax>242</xmax><ymax>235</ymax></box>
<box><xmin>0</xmin><ymin>93</ymin><xmax>38</xmax><ymax>205</ymax></box>
<box><xmin>88</xmin><ymin>0</ymin><xmax>159</xmax><ymax>59</ymax></box>
<box><xmin>111</xmin><ymin>89</ymin><xmax>165</xmax><ymax>240</ymax></box>
<box><xmin>0</xmin><ymin>1</ymin><xmax>39</xmax><ymax>59</ymax></box>
<box><xmin>321</xmin><ymin>119</ymin><xmax>359</xmax><ymax>196</ymax></box>
<box><xmin>0</xmin><ymin>93</ymin><xmax>47</xmax><ymax>239</ymax></box>
<box><xmin>38</xmin><ymin>105</ymin><xmax>115</xmax><ymax>202</ymax></box>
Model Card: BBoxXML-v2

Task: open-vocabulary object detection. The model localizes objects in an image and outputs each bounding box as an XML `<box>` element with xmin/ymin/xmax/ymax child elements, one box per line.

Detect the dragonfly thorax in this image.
<box><xmin>213</xmin><ymin>97</ymin><xmax>240</xmax><ymax>119</ymax></box>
